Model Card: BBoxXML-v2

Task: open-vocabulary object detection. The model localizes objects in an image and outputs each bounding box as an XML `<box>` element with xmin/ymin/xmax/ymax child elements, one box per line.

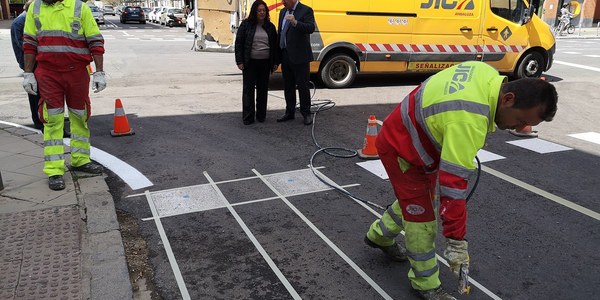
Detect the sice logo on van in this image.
<box><xmin>420</xmin><ymin>0</ymin><xmax>475</xmax><ymax>10</ymax></box>
<box><xmin>445</xmin><ymin>64</ymin><xmax>474</xmax><ymax>94</ymax></box>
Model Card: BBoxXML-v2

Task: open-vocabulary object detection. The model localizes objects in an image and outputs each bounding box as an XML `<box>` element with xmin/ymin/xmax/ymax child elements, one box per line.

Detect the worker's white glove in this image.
<box><xmin>23</xmin><ymin>72</ymin><xmax>38</xmax><ymax>95</ymax></box>
<box><xmin>92</xmin><ymin>71</ymin><xmax>106</xmax><ymax>93</ymax></box>
<box><xmin>444</xmin><ymin>238</ymin><xmax>469</xmax><ymax>276</ymax></box>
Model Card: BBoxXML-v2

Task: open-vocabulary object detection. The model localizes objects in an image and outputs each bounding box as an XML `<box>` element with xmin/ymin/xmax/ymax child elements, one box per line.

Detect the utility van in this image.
<box><xmin>257</xmin><ymin>0</ymin><xmax>554</xmax><ymax>88</ymax></box>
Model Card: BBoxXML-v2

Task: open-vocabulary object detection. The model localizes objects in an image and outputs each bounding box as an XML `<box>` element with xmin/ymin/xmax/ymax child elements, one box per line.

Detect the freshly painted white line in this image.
<box><xmin>253</xmin><ymin>169</ymin><xmax>394</xmax><ymax>300</ymax></box>
<box><xmin>554</xmin><ymin>60</ymin><xmax>600</xmax><ymax>72</ymax></box>
<box><xmin>203</xmin><ymin>172</ymin><xmax>302</xmax><ymax>300</ymax></box>
<box><xmin>140</xmin><ymin>183</ymin><xmax>361</xmax><ymax>221</ymax></box>
<box><xmin>562</xmin><ymin>51</ymin><xmax>581</xmax><ymax>54</ymax></box>
<box><xmin>0</xmin><ymin>121</ymin><xmax>41</xmax><ymax>133</ymax></box>
<box><xmin>127</xmin><ymin>167</ymin><xmax>326</xmax><ymax>198</ymax></box>
<box><xmin>0</xmin><ymin>121</ymin><xmax>152</xmax><ymax>190</ymax></box>
<box><xmin>586</xmin><ymin>55</ymin><xmax>600</xmax><ymax>58</ymax></box>
<box><xmin>569</xmin><ymin>132</ymin><xmax>600</xmax><ymax>145</ymax></box>
<box><xmin>144</xmin><ymin>190</ymin><xmax>191</xmax><ymax>300</ymax></box>
<box><xmin>476</xmin><ymin>149</ymin><xmax>505</xmax><ymax>163</ymax></box>
<box><xmin>86</xmin><ymin>143</ymin><xmax>153</xmax><ymax>190</ymax></box>
<box><xmin>311</xmin><ymin>167</ymin><xmax>503</xmax><ymax>300</ymax></box>
<box><xmin>482</xmin><ymin>166</ymin><xmax>600</xmax><ymax>221</ymax></box>
<box><xmin>506</xmin><ymin>138</ymin><xmax>572</xmax><ymax>154</ymax></box>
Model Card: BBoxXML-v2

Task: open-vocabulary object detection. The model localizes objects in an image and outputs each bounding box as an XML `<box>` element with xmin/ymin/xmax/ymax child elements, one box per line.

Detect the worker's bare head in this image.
<box><xmin>42</xmin><ymin>0</ymin><xmax>61</xmax><ymax>5</ymax></box>
<box><xmin>495</xmin><ymin>78</ymin><xmax>558</xmax><ymax>130</ymax></box>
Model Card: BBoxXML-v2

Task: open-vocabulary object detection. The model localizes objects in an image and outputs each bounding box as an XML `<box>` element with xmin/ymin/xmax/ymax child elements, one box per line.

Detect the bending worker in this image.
<box><xmin>22</xmin><ymin>0</ymin><xmax>107</xmax><ymax>190</ymax></box>
<box><xmin>364</xmin><ymin>61</ymin><xmax>558</xmax><ymax>300</ymax></box>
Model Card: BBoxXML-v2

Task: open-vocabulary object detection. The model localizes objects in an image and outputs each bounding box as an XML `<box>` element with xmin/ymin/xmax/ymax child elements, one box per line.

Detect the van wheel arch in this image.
<box><xmin>318</xmin><ymin>50</ymin><xmax>360</xmax><ymax>89</ymax></box>
<box><xmin>514</xmin><ymin>49</ymin><xmax>547</xmax><ymax>78</ymax></box>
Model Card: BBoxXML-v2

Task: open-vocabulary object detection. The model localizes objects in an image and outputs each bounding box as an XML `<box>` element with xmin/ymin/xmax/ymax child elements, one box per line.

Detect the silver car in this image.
<box><xmin>90</xmin><ymin>6</ymin><xmax>105</xmax><ymax>24</ymax></box>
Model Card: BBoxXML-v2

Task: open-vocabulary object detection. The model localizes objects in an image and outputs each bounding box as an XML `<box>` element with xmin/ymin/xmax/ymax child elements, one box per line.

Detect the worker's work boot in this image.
<box><xmin>417</xmin><ymin>286</ymin><xmax>456</xmax><ymax>300</ymax></box>
<box><xmin>364</xmin><ymin>236</ymin><xmax>408</xmax><ymax>262</ymax></box>
<box><xmin>48</xmin><ymin>175</ymin><xmax>65</xmax><ymax>191</ymax></box>
<box><xmin>72</xmin><ymin>162</ymin><xmax>103</xmax><ymax>174</ymax></box>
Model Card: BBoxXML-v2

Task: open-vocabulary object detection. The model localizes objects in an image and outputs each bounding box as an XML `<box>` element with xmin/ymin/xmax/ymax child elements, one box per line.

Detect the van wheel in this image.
<box><xmin>320</xmin><ymin>54</ymin><xmax>357</xmax><ymax>89</ymax></box>
<box><xmin>515</xmin><ymin>51</ymin><xmax>545</xmax><ymax>78</ymax></box>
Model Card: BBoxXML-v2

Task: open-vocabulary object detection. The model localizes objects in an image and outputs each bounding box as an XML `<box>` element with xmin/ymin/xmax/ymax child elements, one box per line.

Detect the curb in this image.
<box><xmin>77</xmin><ymin>175</ymin><xmax>133</xmax><ymax>300</ymax></box>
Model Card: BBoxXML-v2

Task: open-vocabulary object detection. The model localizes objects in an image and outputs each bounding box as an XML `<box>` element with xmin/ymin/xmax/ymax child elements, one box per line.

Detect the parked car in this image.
<box><xmin>90</xmin><ymin>6</ymin><xmax>105</xmax><ymax>24</ymax></box>
<box><xmin>116</xmin><ymin>5</ymin><xmax>125</xmax><ymax>15</ymax></box>
<box><xmin>103</xmin><ymin>5</ymin><xmax>115</xmax><ymax>16</ymax></box>
<box><xmin>120</xmin><ymin>6</ymin><xmax>146</xmax><ymax>24</ymax></box>
<box><xmin>161</xmin><ymin>8</ymin><xmax>185</xmax><ymax>27</ymax></box>
<box><xmin>186</xmin><ymin>11</ymin><xmax>203</xmax><ymax>33</ymax></box>
<box><xmin>142</xmin><ymin>7</ymin><xmax>152</xmax><ymax>20</ymax></box>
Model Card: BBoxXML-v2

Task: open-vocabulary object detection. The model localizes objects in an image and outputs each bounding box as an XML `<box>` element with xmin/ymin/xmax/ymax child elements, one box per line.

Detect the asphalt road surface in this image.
<box><xmin>0</xmin><ymin>18</ymin><xmax>598</xmax><ymax>299</ymax></box>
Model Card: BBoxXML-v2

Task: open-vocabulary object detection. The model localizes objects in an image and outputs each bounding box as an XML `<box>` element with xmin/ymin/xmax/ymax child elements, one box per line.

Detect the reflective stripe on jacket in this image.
<box><xmin>379</xmin><ymin>61</ymin><xmax>507</xmax><ymax>240</ymax></box>
<box><xmin>23</xmin><ymin>0</ymin><xmax>104</xmax><ymax>71</ymax></box>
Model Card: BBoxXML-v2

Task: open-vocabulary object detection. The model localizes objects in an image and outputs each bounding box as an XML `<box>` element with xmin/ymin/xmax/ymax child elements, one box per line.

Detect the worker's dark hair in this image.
<box><xmin>502</xmin><ymin>78</ymin><xmax>558</xmax><ymax>121</ymax></box>
<box><xmin>247</xmin><ymin>0</ymin><xmax>270</xmax><ymax>24</ymax></box>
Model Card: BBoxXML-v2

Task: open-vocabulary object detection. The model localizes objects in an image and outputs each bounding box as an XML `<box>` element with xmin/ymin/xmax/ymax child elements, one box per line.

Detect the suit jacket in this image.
<box><xmin>278</xmin><ymin>2</ymin><xmax>315</xmax><ymax>64</ymax></box>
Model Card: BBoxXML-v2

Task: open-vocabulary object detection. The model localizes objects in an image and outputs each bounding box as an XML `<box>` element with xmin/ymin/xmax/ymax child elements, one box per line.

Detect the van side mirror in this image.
<box><xmin>523</xmin><ymin>7</ymin><xmax>532</xmax><ymax>24</ymax></box>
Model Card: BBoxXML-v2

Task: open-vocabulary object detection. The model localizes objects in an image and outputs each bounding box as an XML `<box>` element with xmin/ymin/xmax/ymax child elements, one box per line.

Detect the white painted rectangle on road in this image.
<box><xmin>569</xmin><ymin>132</ymin><xmax>600</xmax><ymax>145</ymax></box>
<box><xmin>506</xmin><ymin>138</ymin><xmax>572</xmax><ymax>154</ymax></box>
<box><xmin>476</xmin><ymin>149</ymin><xmax>505</xmax><ymax>163</ymax></box>
<box><xmin>357</xmin><ymin>160</ymin><xmax>388</xmax><ymax>180</ymax></box>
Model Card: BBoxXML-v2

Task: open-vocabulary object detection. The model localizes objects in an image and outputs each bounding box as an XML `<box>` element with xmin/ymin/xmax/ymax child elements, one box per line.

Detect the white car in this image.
<box><xmin>160</xmin><ymin>7</ymin><xmax>185</xmax><ymax>27</ymax></box>
<box><xmin>186</xmin><ymin>11</ymin><xmax>203</xmax><ymax>33</ymax></box>
<box><xmin>90</xmin><ymin>6</ymin><xmax>105</xmax><ymax>24</ymax></box>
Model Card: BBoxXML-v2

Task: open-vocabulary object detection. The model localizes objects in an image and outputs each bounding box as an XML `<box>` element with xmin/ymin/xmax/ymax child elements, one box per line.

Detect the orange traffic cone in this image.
<box><xmin>111</xmin><ymin>99</ymin><xmax>135</xmax><ymax>137</ymax></box>
<box><xmin>357</xmin><ymin>115</ymin><xmax>379</xmax><ymax>160</ymax></box>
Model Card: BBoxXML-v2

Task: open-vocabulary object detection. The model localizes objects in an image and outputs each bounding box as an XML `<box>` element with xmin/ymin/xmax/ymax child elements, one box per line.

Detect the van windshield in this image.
<box><xmin>490</xmin><ymin>0</ymin><xmax>526</xmax><ymax>24</ymax></box>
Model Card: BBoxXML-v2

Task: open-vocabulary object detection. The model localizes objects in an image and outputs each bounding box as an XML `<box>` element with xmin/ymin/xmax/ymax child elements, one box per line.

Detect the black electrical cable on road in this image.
<box><xmin>270</xmin><ymin>83</ymin><xmax>481</xmax><ymax>210</ymax></box>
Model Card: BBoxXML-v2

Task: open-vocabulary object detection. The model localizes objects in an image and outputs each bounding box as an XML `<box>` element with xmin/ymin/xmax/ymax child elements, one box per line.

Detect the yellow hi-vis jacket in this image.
<box><xmin>379</xmin><ymin>61</ymin><xmax>507</xmax><ymax>240</ymax></box>
<box><xmin>23</xmin><ymin>0</ymin><xmax>104</xmax><ymax>71</ymax></box>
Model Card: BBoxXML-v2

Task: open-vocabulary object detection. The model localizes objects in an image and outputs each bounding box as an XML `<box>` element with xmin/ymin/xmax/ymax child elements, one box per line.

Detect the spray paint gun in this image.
<box><xmin>458</xmin><ymin>263</ymin><xmax>471</xmax><ymax>294</ymax></box>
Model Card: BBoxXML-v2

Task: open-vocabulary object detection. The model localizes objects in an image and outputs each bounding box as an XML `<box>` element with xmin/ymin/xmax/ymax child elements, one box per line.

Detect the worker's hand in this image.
<box><xmin>23</xmin><ymin>72</ymin><xmax>38</xmax><ymax>95</ymax></box>
<box><xmin>444</xmin><ymin>238</ymin><xmax>469</xmax><ymax>276</ymax></box>
<box><xmin>272</xmin><ymin>64</ymin><xmax>279</xmax><ymax>73</ymax></box>
<box><xmin>92</xmin><ymin>71</ymin><xmax>107</xmax><ymax>93</ymax></box>
<box><xmin>238</xmin><ymin>64</ymin><xmax>244</xmax><ymax>70</ymax></box>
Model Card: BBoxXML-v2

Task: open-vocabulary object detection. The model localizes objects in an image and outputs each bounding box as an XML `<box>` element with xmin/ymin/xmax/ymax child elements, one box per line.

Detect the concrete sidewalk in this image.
<box><xmin>0</xmin><ymin>123</ymin><xmax>132</xmax><ymax>300</ymax></box>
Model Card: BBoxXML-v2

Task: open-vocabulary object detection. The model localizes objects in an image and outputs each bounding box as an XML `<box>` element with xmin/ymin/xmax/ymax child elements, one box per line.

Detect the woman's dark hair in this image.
<box><xmin>247</xmin><ymin>0</ymin><xmax>270</xmax><ymax>24</ymax></box>
<box><xmin>502</xmin><ymin>78</ymin><xmax>558</xmax><ymax>121</ymax></box>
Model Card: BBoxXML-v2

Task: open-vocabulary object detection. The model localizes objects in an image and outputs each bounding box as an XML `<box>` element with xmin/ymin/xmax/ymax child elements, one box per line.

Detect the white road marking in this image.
<box><xmin>145</xmin><ymin>191</ymin><xmax>191</xmax><ymax>300</ymax></box>
<box><xmin>554</xmin><ymin>60</ymin><xmax>600</xmax><ymax>72</ymax></box>
<box><xmin>482</xmin><ymin>166</ymin><xmax>600</xmax><ymax>221</ymax></box>
<box><xmin>252</xmin><ymin>169</ymin><xmax>394</xmax><ymax>300</ymax></box>
<box><xmin>139</xmin><ymin>183</ymin><xmax>360</xmax><ymax>221</ymax></box>
<box><xmin>568</xmin><ymin>132</ymin><xmax>600</xmax><ymax>145</ymax></box>
<box><xmin>506</xmin><ymin>138</ymin><xmax>572</xmax><ymax>154</ymax></box>
<box><xmin>562</xmin><ymin>51</ymin><xmax>581</xmax><ymax>54</ymax></box>
<box><xmin>204</xmin><ymin>172</ymin><xmax>302</xmax><ymax>300</ymax></box>
<box><xmin>476</xmin><ymin>149</ymin><xmax>506</xmax><ymax>163</ymax></box>
<box><xmin>0</xmin><ymin>121</ymin><xmax>152</xmax><ymax>190</ymax></box>
<box><xmin>585</xmin><ymin>54</ymin><xmax>600</xmax><ymax>58</ymax></box>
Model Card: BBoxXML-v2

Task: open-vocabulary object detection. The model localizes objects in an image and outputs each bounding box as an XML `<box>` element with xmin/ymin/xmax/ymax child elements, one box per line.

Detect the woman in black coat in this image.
<box><xmin>234</xmin><ymin>0</ymin><xmax>280</xmax><ymax>125</ymax></box>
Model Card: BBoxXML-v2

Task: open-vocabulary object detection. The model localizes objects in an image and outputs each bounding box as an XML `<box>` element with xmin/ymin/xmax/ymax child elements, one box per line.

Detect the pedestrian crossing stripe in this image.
<box><xmin>569</xmin><ymin>132</ymin><xmax>600</xmax><ymax>145</ymax></box>
<box><xmin>506</xmin><ymin>138</ymin><xmax>573</xmax><ymax>154</ymax></box>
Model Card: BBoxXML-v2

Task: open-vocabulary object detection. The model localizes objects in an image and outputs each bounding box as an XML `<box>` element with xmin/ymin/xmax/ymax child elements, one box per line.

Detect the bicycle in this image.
<box><xmin>553</xmin><ymin>18</ymin><xmax>575</xmax><ymax>36</ymax></box>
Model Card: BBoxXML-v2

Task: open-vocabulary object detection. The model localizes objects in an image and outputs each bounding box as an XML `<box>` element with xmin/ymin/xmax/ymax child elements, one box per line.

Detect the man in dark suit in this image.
<box><xmin>276</xmin><ymin>0</ymin><xmax>315</xmax><ymax>125</ymax></box>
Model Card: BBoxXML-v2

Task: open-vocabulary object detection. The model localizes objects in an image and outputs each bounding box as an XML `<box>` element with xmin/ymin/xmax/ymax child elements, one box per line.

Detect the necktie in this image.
<box><xmin>280</xmin><ymin>9</ymin><xmax>293</xmax><ymax>49</ymax></box>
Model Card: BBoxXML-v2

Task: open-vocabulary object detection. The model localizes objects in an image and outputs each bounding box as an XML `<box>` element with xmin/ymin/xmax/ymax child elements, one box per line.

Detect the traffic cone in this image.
<box><xmin>110</xmin><ymin>99</ymin><xmax>135</xmax><ymax>137</ymax></box>
<box><xmin>357</xmin><ymin>115</ymin><xmax>379</xmax><ymax>160</ymax></box>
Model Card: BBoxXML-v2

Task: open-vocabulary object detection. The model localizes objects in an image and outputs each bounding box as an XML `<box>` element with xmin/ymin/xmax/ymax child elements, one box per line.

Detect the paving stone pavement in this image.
<box><xmin>0</xmin><ymin>123</ymin><xmax>132</xmax><ymax>300</ymax></box>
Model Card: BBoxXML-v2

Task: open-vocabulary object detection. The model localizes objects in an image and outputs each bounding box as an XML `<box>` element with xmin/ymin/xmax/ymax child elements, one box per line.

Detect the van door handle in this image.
<box><xmin>487</xmin><ymin>27</ymin><xmax>498</xmax><ymax>33</ymax></box>
<box><xmin>460</xmin><ymin>26</ymin><xmax>472</xmax><ymax>32</ymax></box>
